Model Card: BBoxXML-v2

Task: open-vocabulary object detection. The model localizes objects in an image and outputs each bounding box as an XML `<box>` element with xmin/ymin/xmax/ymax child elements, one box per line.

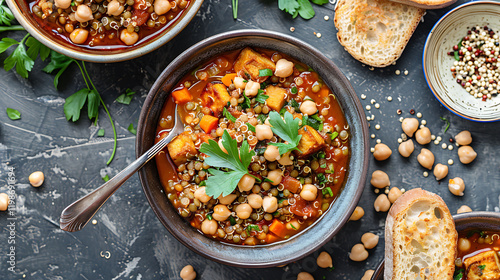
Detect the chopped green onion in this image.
<box><xmin>259</xmin><ymin>69</ymin><xmax>273</xmax><ymax>77</ymax></box>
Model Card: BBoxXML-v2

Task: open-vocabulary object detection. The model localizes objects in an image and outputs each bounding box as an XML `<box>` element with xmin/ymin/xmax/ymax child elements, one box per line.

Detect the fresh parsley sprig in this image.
<box><xmin>278</xmin><ymin>0</ymin><xmax>329</xmax><ymax>20</ymax></box>
<box><xmin>268</xmin><ymin>111</ymin><xmax>302</xmax><ymax>155</ymax></box>
<box><xmin>199</xmin><ymin>130</ymin><xmax>255</xmax><ymax>198</ymax></box>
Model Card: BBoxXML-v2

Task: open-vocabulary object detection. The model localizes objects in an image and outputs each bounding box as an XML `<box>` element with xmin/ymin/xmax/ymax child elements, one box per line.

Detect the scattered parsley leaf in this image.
<box><xmin>290</xmin><ymin>223</ymin><xmax>297</xmax><ymax>230</ymax></box>
<box><xmin>258</xmin><ymin>68</ymin><xmax>273</xmax><ymax>77</ymax></box>
<box><xmin>25</xmin><ymin>37</ymin><xmax>50</xmax><ymax>61</ymax></box>
<box><xmin>290</xmin><ymin>99</ymin><xmax>300</xmax><ymax>112</ymax></box>
<box><xmin>247</xmin><ymin>123</ymin><xmax>256</xmax><ymax>133</ymax></box>
<box><xmin>453</xmin><ymin>272</ymin><xmax>463</xmax><ymax>280</ymax></box>
<box><xmin>297</xmin><ymin>0</ymin><xmax>315</xmax><ymax>19</ymax></box>
<box><xmin>278</xmin><ymin>0</ymin><xmax>300</xmax><ymax>16</ymax></box>
<box><xmin>42</xmin><ymin>50</ymin><xmax>76</xmax><ymax>89</ymax></box>
<box><xmin>223</xmin><ymin>107</ymin><xmax>237</xmax><ymax>122</ymax></box>
<box><xmin>302</xmin><ymin>113</ymin><xmax>322</xmax><ymax>130</ymax></box>
<box><xmin>207</xmin><ymin>214</ymin><xmax>212</xmax><ymax>220</ymax></box>
<box><xmin>322</xmin><ymin>187</ymin><xmax>333</xmax><ymax>197</ymax></box>
<box><xmin>268</xmin><ymin>111</ymin><xmax>302</xmax><ymax>155</ymax></box>
<box><xmin>440</xmin><ymin>117</ymin><xmax>450</xmax><ymax>133</ymax></box>
<box><xmin>199</xmin><ymin>180</ymin><xmax>206</xmax><ymax>187</ymax></box>
<box><xmin>330</xmin><ymin>131</ymin><xmax>339</xmax><ymax>140</ymax></box>
<box><xmin>128</xmin><ymin>123</ymin><xmax>137</xmax><ymax>135</ymax></box>
<box><xmin>64</xmin><ymin>89</ymin><xmax>89</xmax><ymax>122</ymax></box>
<box><xmin>229</xmin><ymin>215</ymin><xmax>236</xmax><ymax>225</ymax></box>
<box><xmin>0</xmin><ymin>38</ymin><xmax>18</xmax><ymax>53</ymax></box>
<box><xmin>87</xmin><ymin>89</ymin><xmax>99</xmax><ymax>120</ymax></box>
<box><xmin>479</xmin><ymin>265</ymin><xmax>486</xmax><ymax>270</ymax></box>
<box><xmin>0</xmin><ymin>0</ymin><xmax>15</xmax><ymax>26</ymax></box>
<box><xmin>115</xmin><ymin>88</ymin><xmax>136</xmax><ymax>105</ymax></box>
<box><xmin>255</xmin><ymin>89</ymin><xmax>269</xmax><ymax>104</ymax></box>
<box><xmin>311</xmin><ymin>0</ymin><xmax>328</xmax><ymax>3</ymax></box>
<box><xmin>317</xmin><ymin>173</ymin><xmax>327</xmax><ymax>185</ymax></box>
<box><xmin>258</xmin><ymin>114</ymin><xmax>267</xmax><ymax>124</ymax></box>
<box><xmin>102</xmin><ymin>174</ymin><xmax>110</xmax><ymax>182</ymax></box>
<box><xmin>6</xmin><ymin>107</ymin><xmax>20</xmax><ymax>120</ymax></box>
<box><xmin>241</xmin><ymin>93</ymin><xmax>251</xmax><ymax>109</ymax></box>
<box><xmin>246</xmin><ymin>224</ymin><xmax>260</xmax><ymax>234</ymax></box>
<box><xmin>98</xmin><ymin>128</ymin><xmax>105</xmax><ymax>137</ymax></box>
<box><xmin>4</xmin><ymin>38</ymin><xmax>34</xmax><ymax>79</ymax></box>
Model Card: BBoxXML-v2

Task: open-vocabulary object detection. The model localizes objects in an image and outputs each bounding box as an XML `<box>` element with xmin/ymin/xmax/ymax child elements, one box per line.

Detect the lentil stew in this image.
<box><xmin>454</xmin><ymin>230</ymin><xmax>500</xmax><ymax>280</ymax></box>
<box><xmin>154</xmin><ymin>47</ymin><xmax>351</xmax><ymax>246</ymax></box>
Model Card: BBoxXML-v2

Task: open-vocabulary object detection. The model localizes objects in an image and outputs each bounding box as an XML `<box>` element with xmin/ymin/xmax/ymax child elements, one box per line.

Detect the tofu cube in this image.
<box><xmin>200</xmin><ymin>82</ymin><xmax>231</xmax><ymax>117</ymax></box>
<box><xmin>167</xmin><ymin>132</ymin><xmax>198</xmax><ymax>166</ymax></box>
<box><xmin>464</xmin><ymin>250</ymin><xmax>500</xmax><ymax>280</ymax></box>
<box><xmin>295</xmin><ymin>125</ymin><xmax>326</xmax><ymax>158</ymax></box>
<box><xmin>265</xmin><ymin>85</ymin><xmax>286</xmax><ymax>111</ymax></box>
<box><xmin>234</xmin><ymin>47</ymin><xmax>276</xmax><ymax>83</ymax></box>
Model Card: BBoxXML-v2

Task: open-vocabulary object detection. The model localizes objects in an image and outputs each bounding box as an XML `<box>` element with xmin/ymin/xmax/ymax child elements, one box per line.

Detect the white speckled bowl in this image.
<box><xmin>423</xmin><ymin>1</ymin><xmax>500</xmax><ymax>122</ymax></box>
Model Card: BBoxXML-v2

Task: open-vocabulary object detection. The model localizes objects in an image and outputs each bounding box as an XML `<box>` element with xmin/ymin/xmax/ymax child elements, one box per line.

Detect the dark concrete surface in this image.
<box><xmin>1</xmin><ymin>0</ymin><xmax>500</xmax><ymax>279</ymax></box>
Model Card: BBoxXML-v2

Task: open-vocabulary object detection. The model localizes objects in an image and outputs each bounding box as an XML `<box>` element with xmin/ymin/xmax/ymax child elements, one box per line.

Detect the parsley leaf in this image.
<box><xmin>278</xmin><ymin>0</ymin><xmax>327</xmax><ymax>19</ymax></box>
<box><xmin>453</xmin><ymin>271</ymin><xmax>463</xmax><ymax>280</ymax></box>
<box><xmin>98</xmin><ymin>129</ymin><xmax>105</xmax><ymax>137</ymax></box>
<box><xmin>241</xmin><ymin>93</ymin><xmax>251</xmax><ymax>109</ymax></box>
<box><xmin>42</xmin><ymin>50</ymin><xmax>76</xmax><ymax>89</ymax></box>
<box><xmin>317</xmin><ymin>173</ymin><xmax>327</xmax><ymax>185</ymax></box>
<box><xmin>128</xmin><ymin>123</ymin><xmax>137</xmax><ymax>135</ymax></box>
<box><xmin>0</xmin><ymin>0</ymin><xmax>14</xmax><ymax>26</ymax></box>
<box><xmin>4</xmin><ymin>39</ymin><xmax>34</xmax><ymax>79</ymax></box>
<box><xmin>259</xmin><ymin>68</ymin><xmax>273</xmax><ymax>77</ymax></box>
<box><xmin>25</xmin><ymin>37</ymin><xmax>50</xmax><ymax>61</ymax></box>
<box><xmin>223</xmin><ymin>107</ymin><xmax>237</xmax><ymax>122</ymax></box>
<box><xmin>255</xmin><ymin>89</ymin><xmax>269</xmax><ymax>104</ymax></box>
<box><xmin>0</xmin><ymin>38</ymin><xmax>18</xmax><ymax>53</ymax></box>
<box><xmin>258</xmin><ymin>114</ymin><xmax>267</xmax><ymax>124</ymax></box>
<box><xmin>268</xmin><ymin>111</ymin><xmax>302</xmax><ymax>155</ymax></box>
<box><xmin>102</xmin><ymin>174</ymin><xmax>110</xmax><ymax>182</ymax></box>
<box><xmin>6</xmin><ymin>108</ymin><xmax>20</xmax><ymax>120</ymax></box>
<box><xmin>278</xmin><ymin>0</ymin><xmax>300</xmax><ymax>16</ymax></box>
<box><xmin>199</xmin><ymin>130</ymin><xmax>255</xmax><ymax>198</ymax></box>
<box><xmin>330</xmin><ymin>131</ymin><xmax>339</xmax><ymax>140</ymax></box>
<box><xmin>64</xmin><ymin>89</ymin><xmax>89</xmax><ymax>122</ymax></box>
<box><xmin>247</xmin><ymin>123</ymin><xmax>256</xmax><ymax>132</ymax></box>
<box><xmin>297</xmin><ymin>0</ymin><xmax>315</xmax><ymax>19</ymax></box>
<box><xmin>115</xmin><ymin>88</ymin><xmax>136</xmax><ymax>105</ymax></box>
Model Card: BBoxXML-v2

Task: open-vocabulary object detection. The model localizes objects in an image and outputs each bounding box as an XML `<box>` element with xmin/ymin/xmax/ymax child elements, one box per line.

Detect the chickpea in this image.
<box><xmin>373</xmin><ymin>143</ymin><xmax>392</xmax><ymax>161</ymax></box>
<box><xmin>458</xmin><ymin>237</ymin><xmax>471</xmax><ymax>252</ymax></box>
<box><xmin>433</xmin><ymin>163</ymin><xmax>448</xmax><ymax>181</ymax></box>
<box><xmin>54</xmin><ymin>0</ymin><xmax>71</xmax><ymax>9</ymax></box>
<box><xmin>235</xmin><ymin>203</ymin><xmax>252</xmax><ymax>219</ymax></box>
<box><xmin>398</xmin><ymin>139</ymin><xmax>414</xmax><ymax>158</ymax></box>
<box><xmin>264</xmin><ymin>145</ymin><xmax>280</xmax><ymax>162</ymax></box>
<box><xmin>417</xmin><ymin>148</ymin><xmax>434</xmax><ymax>170</ymax></box>
<box><xmin>201</xmin><ymin>219</ymin><xmax>217</xmax><ymax>235</ymax></box>
<box><xmin>0</xmin><ymin>193</ymin><xmax>9</xmax><ymax>211</ymax></box>
<box><xmin>300</xmin><ymin>184</ymin><xmax>318</xmax><ymax>201</ymax></box>
<box><xmin>69</xmin><ymin>28</ymin><xmax>89</xmax><ymax>44</ymax></box>
<box><xmin>245</xmin><ymin>81</ymin><xmax>260</xmax><ymax>97</ymax></box>
<box><xmin>180</xmin><ymin>265</ymin><xmax>196</xmax><ymax>280</ymax></box>
<box><xmin>194</xmin><ymin>187</ymin><xmax>211</xmax><ymax>203</ymax></box>
<box><xmin>234</xmin><ymin>76</ymin><xmax>247</xmax><ymax>89</ymax></box>
<box><xmin>244</xmin><ymin>236</ymin><xmax>257</xmax><ymax>245</ymax></box>
<box><xmin>218</xmin><ymin>193</ymin><xmax>237</xmax><ymax>205</ymax></box>
<box><xmin>267</xmin><ymin>170</ymin><xmax>282</xmax><ymax>186</ymax></box>
<box><xmin>300</xmin><ymin>100</ymin><xmax>317</xmax><ymax>116</ymax></box>
<box><xmin>415</xmin><ymin>127</ymin><xmax>431</xmax><ymax>145</ymax></box>
<box><xmin>296</xmin><ymin>272</ymin><xmax>314</xmax><ymax>280</ymax></box>
<box><xmin>455</xmin><ymin>130</ymin><xmax>472</xmax><ymax>146</ymax></box>
<box><xmin>277</xmin><ymin>151</ymin><xmax>293</xmax><ymax>166</ymax></box>
<box><xmin>107</xmin><ymin>0</ymin><xmax>124</xmax><ymax>15</ymax></box>
<box><xmin>457</xmin><ymin>205</ymin><xmax>472</xmax><ymax>214</ymax></box>
<box><xmin>247</xmin><ymin>194</ymin><xmax>263</xmax><ymax>209</ymax></box>
<box><xmin>154</xmin><ymin>0</ymin><xmax>171</xmax><ymax>15</ymax></box>
<box><xmin>374</xmin><ymin>194</ymin><xmax>390</xmax><ymax>212</ymax></box>
<box><xmin>388</xmin><ymin>187</ymin><xmax>402</xmax><ymax>203</ymax></box>
<box><xmin>361</xmin><ymin>232</ymin><xmax>379</xmax><ymax>249</ymax></box>
<box><xmin>316</xmin><ymin>251</ymin><xmax>333</xmax><ymax>268</ymax></box>
<box><xmin>286</xmin><ymin>220</ymin><xmax>301</xmax><ymax>231</ymax></box>
<box><xmin>274</xmin><ymin>59</ymin><xmax>294</xmax><ymax>78</ymax></box>
<box><xmin>458</xmin><ymin>146</ymin><xmax>477</xmax><ymax>164</ymax></box>
<box><xmin>212</xmin><ymin>204</ymin><xmax>231</xmax><ymax>221</ymax></box>
<box><xmin>238</xmin><ymin>174</ymin><xmax>255</xmax><ymax>192</ymax></box>
<box><xmin>75</xmin><ymin>5</ymin><xmax>93</xmax><ymax>22</ymax></box>
<box><xmin>349</xmin><ymin>243</ymin><xmax>369</xmax><ymax>261</ymax></box>
<box><xmin>120</xmin><ymin>29</ymin><xmax>139</xmax><ymax>46</ymax></box>
<box><xmin>255</xmin><ymin>124</ymin><xmax>273</xmax><ymax>141</ymax></box>
<box><xmin>349</xmin><ymin>206</ymin><xmax>364</xmax><ymax>221</ymax></box>
<box><xmin>449</xmin><ymin>177</ymin><xmax>465</xmax><ymax>196</ymax></box>
<box><xmin>361</xmin><ymin>270</ymin><xmax>375</xmax><ymax>280</ymax></box>
<box><xmin>262</xmin><ymin>196</ymin><xmax>278</xmax><ymax>213</ymax></box>
<box><xmin>29</xmin><ymin>171</ymin><xmax>44</xmax><ymax>187</ymax></box>
<box><xmin>370</xmin><ymin>170</ymin><xmax>390</xmax><ymax>189</ymax></box>
<box><xmin>401</xmin><ymin>118</ymin><xmax>419</xmax><ymax>137</ymax></box>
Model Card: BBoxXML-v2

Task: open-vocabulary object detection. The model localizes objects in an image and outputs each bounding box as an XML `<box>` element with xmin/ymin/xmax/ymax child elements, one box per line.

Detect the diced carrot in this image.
<box><xmin>281</xmin><ymin>175</ymin><xmax>301</xmax><ymax>193</ymax></box>
<box><xmin>319</xmin><ymin>87</ymin><xmax>330</xmax><ymax>98</ymax></box>
<box><xmin>171</xmin><ymin>87</ymin><xmax>192</xmax><ymax>104</ymax></box>
<box><xmin>221</xmin><ymin>73</ymin><xmax>237</xmax><ymax>87</ymax></box>
<box><xmin>265</xmin><ymin>233</ymin><xmax>281</xmax><ymax>244</ymax></box>
<box><xmin>269</xmin><ymin>219</ymin><xmax>288</xmax><ymax>239</ymax></box>
<box><xmin>199</xmin><ymin>115</ymin><xmax>219</xmax><ymax>133</ymax></box>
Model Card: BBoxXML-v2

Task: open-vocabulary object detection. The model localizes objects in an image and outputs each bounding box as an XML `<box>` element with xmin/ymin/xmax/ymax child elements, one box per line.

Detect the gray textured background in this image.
<box><xmin>1</xmin><ymin>0</ymin><xmax>500</xmax><ymax>279</ymax></box>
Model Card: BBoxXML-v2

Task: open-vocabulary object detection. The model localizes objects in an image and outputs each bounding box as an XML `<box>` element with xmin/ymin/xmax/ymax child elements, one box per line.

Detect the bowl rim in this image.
<box><xmin>371</xmin><ymin>211</ymin><xmax>500</xmax><ymax>280</ymax></box>
<box><xmin>5</xmin><ymin>0</ymin><xmax>204</xmax><ymax>63</ymax></box>
<box><xmin>422</xmin><ymin>0</ymin><xmax>500</xmax><ymax>122</ymax></box>
<box><xmin>135</xmin><ymin>29</ymin><xmax>370</xmax><ymax>267</ymax></box>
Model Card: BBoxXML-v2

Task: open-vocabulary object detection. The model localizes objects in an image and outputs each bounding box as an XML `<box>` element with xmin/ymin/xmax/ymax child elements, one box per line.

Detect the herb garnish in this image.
<box><xmin>290</xmin><ymin>223</ymin><xmax>297</xmax><ymax>230</ymax></box>
<box><xmin>199</xmin><ymin>130</ymin><xmax>255</xmax><ymax>198</ymax></box>
<box><xmin>268</xmin><ymin>111</ymin><xmax>302</xmax><ymax>155</ymax></box>
<box><xmin>258</xmin><ymin>114</ymin><xmax>267</xmax><ymax>124</ymax></box>
<box><xmin>232</xmin><ymin>0</ymin><xmax>238</xmax><ymax>19</ymax></box>
<box><xmin>102</xmin><ymin>174</ymin><xmax>110</xmax><ymax>182</ymax></box>
<box><xmin>207</xmin><ymin>214</ymin><xmax>213</xmax><ymax>220</ymax></box>
<box><xmin>128</xmin><ymin>123</ymin><xmax>137</xmax><ymax>135</ymax></box>
<box><xmin>6</xmin><ymin>108</ymin><xmax>20</xmax><ymax>120</ymax></box>
<box><xmin>223</xmin><ymin>107</ymin><xmax>237</xmax><ymax>122</ymax></box>
<box><xmin>255</xmin><ymin>89</ymin><xmax>269</xmax><ymax>104</ymax></box>
<box><xmin>330</xmin><ymin>131</ymin><xmax>339</xmax><ymax>140</ymax></box>
<box><xmin>246</xmin><ymin>224</ymin><xmax>260</xmax><ymax>234</ymax></box>
<box><xmin>322</xmin><ymin>187</ymin><xmax>333</xmax><ymax>197</ymax></box>
<box><xmin>440</xmin><ymin>117</ymin><xmax>450</xmax><ymax>133</ymax></box>
<box><xmin>98</xmin><ymin>129</ymin><xmax>105</xmax><ymax>137</ymax></box>
<box><xmin>229</xmin><ymin>215</ymin><xmax>236</xmax><ymax>225</ymax></box>
<box><xmin>317</xmin><ymin>173</ymin><xmax>327</xmax><ymax>185</ymax></box>
<box><xmin>453</xmin><ymin>270</ymin><xmax>463</xmax><ymax>280</ymax></box>
<box><xmin>259</xmin><ymin>68</ymin><xmax>273</xmax><ymax>77</ymax></box>
<box><xmin>278</xmin><ymin>0</ymin><xmax>329</xmax><ymax>20</ymax></box>
<box><xmin>246</xmin><ymin>123</ymin><xmax>256</xmax><ymax>133</ymax></box>
<box><xmin>241</xmin><ymin>93</ymin><xmax>251</xmax><ymax>109</ymax></box>
<box><xmin>116</xmin><ymin>88</ymin><xmax>136</xmax><ymax>105</ymax></box>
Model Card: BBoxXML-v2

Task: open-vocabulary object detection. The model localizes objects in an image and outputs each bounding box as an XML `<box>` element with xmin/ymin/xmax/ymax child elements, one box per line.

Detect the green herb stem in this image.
<box><xmin>0</xmin><ymin>25</ymin><xmax>25</xmax><ymax>33</ymax></box>
<box><xmin>232</xmin><ymin>0</ymin><xmax>238</xmax><ymax>19</ymax></box>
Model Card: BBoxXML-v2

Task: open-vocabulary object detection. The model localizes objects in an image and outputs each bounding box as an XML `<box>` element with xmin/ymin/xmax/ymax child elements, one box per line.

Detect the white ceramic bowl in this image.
<box><xmin>423</xmin><ymin>1</ymin><xmax>500</xmax><ymax>122</ymax></box>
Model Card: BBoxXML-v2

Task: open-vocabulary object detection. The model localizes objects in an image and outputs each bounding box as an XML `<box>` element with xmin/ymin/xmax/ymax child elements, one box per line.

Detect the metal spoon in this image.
<box><xmin>60</xmin><ymin>105</ymin><xmax>184</xmax><ymax>232</ymax></box>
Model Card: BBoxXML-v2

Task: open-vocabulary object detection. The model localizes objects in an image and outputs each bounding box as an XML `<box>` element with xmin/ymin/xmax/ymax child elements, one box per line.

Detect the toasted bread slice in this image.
<box><xmin>388</xmin><ymin>0</ymin><xmax>456</xmax><ymax>10</ymax></box>
<box><xmin>334</xmin><ymin>0</ymin><xmax>425</xmax><ymax>67</ymax></box>
<box><xmin>384</xmin><ymin>188</ymin><xmax>457</xmax><ymax>280</ymax></box>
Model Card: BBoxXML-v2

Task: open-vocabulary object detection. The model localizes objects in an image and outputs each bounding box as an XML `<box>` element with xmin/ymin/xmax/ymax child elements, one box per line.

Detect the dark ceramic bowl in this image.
<box><xmin>371</xmin><ymin>211</ymin><xmax>500</xmax><ymax>280</ymax></box>
<box><xmin>5</xmin><ymin>0</ymin><xmax>203</xmax><ymax>62</ymax></box>
<box><xmin>136</xmin><ymin>29</ymin><xmax>369</xmax><ymax>267</ymax></box>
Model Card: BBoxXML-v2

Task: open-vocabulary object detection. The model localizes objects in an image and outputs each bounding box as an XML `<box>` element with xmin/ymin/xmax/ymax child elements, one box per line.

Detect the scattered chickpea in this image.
<box><xmin>263</xmin><ymin>196</ymin><xmax>278</xmax><ymax>213</ymax></box>
<box><xmin>316</xmin><ymin>251</ymin><xmax>333</xmax><ymax>268</ymax></box>
<box><xmin>415</xmin><ymin>127</ymin><xmax>432</xmax><ymax>145</ymax></box>
<box><xmin>201</xmin><ymin>218</ymin><xmax>217</xmax><ymax>235</ymax></box>
<box><xmin>247</xmin><ymin>194</ymin><xmax>263</xmax><ymax>209</ymax></box>
<box><xmin>373</xmin><ymin>143</ymin><xmax>392</xmax><ymax>161</ymax></box>
<box><xmin>398</xmin><ymin>139</ymin><xmax>414</xmax><ymax>158</ymax></box>
<box><xmin>235</xmin><ymin>203</ymin><xmax>252</xmax><ymax>219</ymax></box>
<box><xmin>370</xmin><ymin>170</ymin><xmax>390</xmax><ymax>189</ymax></box>
<box><xmin>238</xmin><ymin>174</ymin><xmax>255</xmax><ymax>192</ymax></box>
<box><xmin>255</xmin><ymin>124</ymin><xmax>273</xmax><ymax>140</ymax></box>
<box><xmin>457</xmin><ymin>205</ymin><xmax>472</xmax><ymax>214</ymax></box>
<box><xmin>218</xmin><ymin>194</ymin><xmax>237</xmax><ymax>205</ymax></box>
<box><xmin>180</xmin><ymin>265</ymin><xmax>196</xmax><ymax>280</ymax></box>
<box><xmin>274</xmin><ymin>59</ymin><xmax>294</xmax><ymax>78</ymax></box>
<box><xmin>300</xmin><ymin>100</ymin><xmax>317</xmax><ymax>116</ymax></box>
<box><xmin>264</xmin><ymin>145</ymin><xmax>280</xmax><ymax>162</ymax></box>
<box><xmin>361</xmin><ymin>232</ymin><xmax>379</xmax><ymax>249</ymax></box>
<box><xmin>29</xmin><ymin>171</ymin><xmax>45</xmax><ymax>187</ymax></box>
<box><xmin>300</xmin><ymin>184</ymin><xmax>318</xmax><ymax>201</ymax></box>
<box><xmin>458</xmin><ymin>146</ymin><xmax>477</xmax><ymax>164</ymax></box>
<box><xmin>374</xmin><ymin>194</ymin><xmax>390</xmax><ymax>212</ymax></box>
<box><xmin>433</xmin><ymin>163</ymin><xmax>448</xmax><ymax>181</ymax></box>
<box><xmin>296</xmin><ymin>272</ymin><xmax>314</xmax><ymax>280</ymax></box>
<box><xmin>417</xmin><ymin>148</ymin><xmax>435</xmax><ymax>170</ymax></box>
<box><xmin>153</xmin><ymin>0</ymin><xmax>171</xmax><ymax>15</ymax></box>
<box><xmin>458</xmin><ymin>237</ymin><xmax>471</xmax><ymax>252</ymax></box>
<box><xmin>267</xmin><ymin>170</ymin><xmax>282</xmax><ymax>186</ymax></box>
<box><xmin>0</xmin><ymin>193</ymin><xmax>9</xmax><ymax>211</ymax></box>
<box><xmin>449</xmin><ymin>177</ymin><xmax>465</xmax><ymax>196</ymax></box>
<box><xmin>361</xmin><ymin>270</ymin><xmax>375</xmax><ymax>280</ymax></box>
<box><xmin>245</xmin><ymin>81</ymin><xmax>260</xmax><ymax>97</ymax></box>
<box><xmin>349</xmin><ymin>243</ymin><xmax>369</xmax><ymax>261</ymax></box>
<box><xmin>194</xmin><ymin>187</ymin><xmax>211</xmax><ymax>203</ymax></box>
<box><xmin>455</xmin><ymin>130</ymin><xmax>472</xmax><ymax>146</ymax></box>
<box><xmin>388</xmin><ymin>187</ymin><xmax>402</xmax><ymax>203</ymax></box>
<box><xmin>212</xmin><ymin>204</ymin><xmax>231</xmax><ymax>221</ymax></box>
<box><xmin>401</xmin><ymin>118</ymin><xmax>419</xmax><ymax>137</ymax></box>
<box><xmin>350</xmin><ymin>206</ymin><xmax>364</xmax><ymax>221</ymax></box>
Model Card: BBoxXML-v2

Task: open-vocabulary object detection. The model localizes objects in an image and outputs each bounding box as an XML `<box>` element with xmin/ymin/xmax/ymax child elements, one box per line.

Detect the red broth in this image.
<box><xmin>454</xmin><ymin>230</ymin><xmax>500</xmax><ymax>279</ymax></box>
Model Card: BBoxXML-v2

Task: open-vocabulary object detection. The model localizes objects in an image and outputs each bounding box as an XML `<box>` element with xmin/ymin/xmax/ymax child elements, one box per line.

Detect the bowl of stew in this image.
<box><xmin>136</xmin><ymin>29</ymin><xmax>369</xmax><ymax>267</ymax></box>
<box><xmin>371</xmin><ymin>211</ymin><xmax>500</xmax><ymax>280</ymax></box>
<box><xmin>5</xmin><ymin>0</ymin><xmax>203</xmax><ymax>62</ymax></box>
